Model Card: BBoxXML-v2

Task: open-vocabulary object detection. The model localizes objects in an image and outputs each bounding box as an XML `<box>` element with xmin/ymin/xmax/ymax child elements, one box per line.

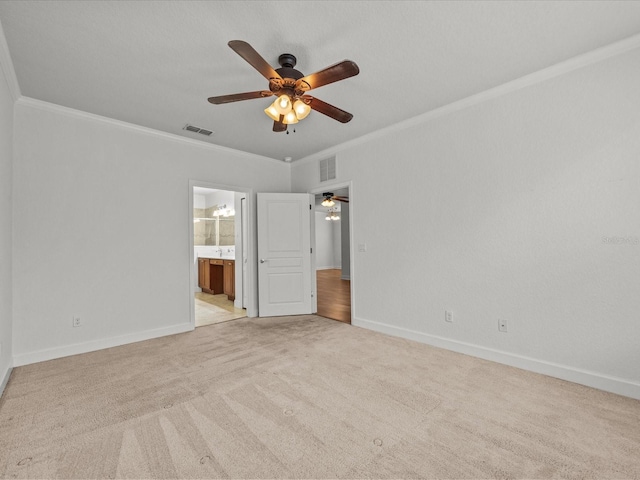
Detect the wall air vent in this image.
<box><xmin>183</xmin><ymin>124</ymin><xmax>214</xmax><ymax>136</ymax></box>
<box><xmin>319</xmin><ymin>156</ymin><xmax>336</xmax><ymax>182</ymax></box>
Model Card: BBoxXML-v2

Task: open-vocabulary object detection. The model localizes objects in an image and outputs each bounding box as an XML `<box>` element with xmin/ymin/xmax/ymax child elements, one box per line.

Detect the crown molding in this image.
<box><xmin>294</xmin><ymin>32</ymin><xmax>640</xmax><ymax>167</ymax></box>
<box><xmin>16</xmin><ymin>96</ymin><xmax>285</xmax><ymax>165</ymax></box>
<box><xmin>0</xmin><ymin>19</ymin><xmax>21</xmax><ymax>101</ymax></box>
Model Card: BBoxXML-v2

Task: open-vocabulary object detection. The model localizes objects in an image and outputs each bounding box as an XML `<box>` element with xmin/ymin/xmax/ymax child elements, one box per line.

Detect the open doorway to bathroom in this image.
<box><xmin>192</xmin><ymin>186</ymin><xmax>247</xmax><ymax>327</ymax></box>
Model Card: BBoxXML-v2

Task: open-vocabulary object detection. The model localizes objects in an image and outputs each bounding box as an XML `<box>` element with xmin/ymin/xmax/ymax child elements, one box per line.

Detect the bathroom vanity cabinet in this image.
<box><xmin>198</xmin><ymin>257</ymin><xmax>235</xmax><ymax>301</ymax></box>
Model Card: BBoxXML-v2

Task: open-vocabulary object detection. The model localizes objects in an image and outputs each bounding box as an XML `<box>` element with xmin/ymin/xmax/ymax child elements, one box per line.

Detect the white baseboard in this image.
<box><xmin>12</xmin><ymin>323</ymin><xmax>194</xmax><ymax>367</ymax></box>
<box><xmin>317</xmin><ymin>266</ymin><xmax>341</xmax><ymax>271</ymax></box>
<box><xmin>0</xmin><ymin>366</ymin><xmax>12</xmax><ymax>398</ymax></box>
<box><xmin>340</xmin><ymin>275</ymin><xmax>350</xmax><ymax>281</ymax></box>
<box><xmin>353</xmin><ymin>317</ymin><xmax>640</xmax><ymax>400</ymax></box>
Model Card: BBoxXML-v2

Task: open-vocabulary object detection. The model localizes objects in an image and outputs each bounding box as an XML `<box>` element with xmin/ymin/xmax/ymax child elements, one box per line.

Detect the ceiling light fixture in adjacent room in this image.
<box><xmin>325</xmin><ymin>209</ymin><xmax>340</xmax><ymax>221</ymax></box>
<box><xmin>321</xmin><ymin>193</ymin><xmax>335</xmax><ymax>207</ymax></box>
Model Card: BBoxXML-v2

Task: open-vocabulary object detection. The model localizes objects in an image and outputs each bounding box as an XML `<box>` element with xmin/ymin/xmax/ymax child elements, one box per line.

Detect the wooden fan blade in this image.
<box><xmin>228</xmin><ymin>40</ymin><xmax>282</xmax><ymax>82</ymax></box>
<box><xmin>333</xmin><ymin>196</ymin><xmax>349</xmax><ymax>203</ymax></box>
<box><xmin>273</xmin><ymin>115</ymin><xmax>287</xmax><ymax>132</ymax></box>
<box><xmin>208</xmin><ymin>90</ymin><xmax>272</xmax><ymax>104</ymax></box>
<box><xmin>306</xmin><ymin>96</ymin><xmax>353</xmax><ymax>123</ymax></box>
<box><xmin>296</xmin><ymin>60</ymin><xmax>359</xmax><ymax>91</ymax></box>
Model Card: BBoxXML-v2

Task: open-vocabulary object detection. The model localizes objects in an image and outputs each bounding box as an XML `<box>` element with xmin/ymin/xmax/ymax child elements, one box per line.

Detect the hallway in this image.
<box><xmin>316</xmin><ymin>269</ymin><xmax>351</xmax><ymax>324</ymax></box>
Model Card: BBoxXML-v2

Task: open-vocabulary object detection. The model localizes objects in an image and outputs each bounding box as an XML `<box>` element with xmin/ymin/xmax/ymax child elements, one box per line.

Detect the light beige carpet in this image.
<box><xmin>1</xmin><ymin>315</ymin><xmax>639</xmax><ymax>479</ymax></box>
<box><xmin>195</xmin><ymin>292</ymin><xmax>246</xmax><ymax>327</ymax></box>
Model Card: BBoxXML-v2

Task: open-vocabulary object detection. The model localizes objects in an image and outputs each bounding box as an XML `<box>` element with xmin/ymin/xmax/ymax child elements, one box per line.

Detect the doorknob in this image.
<box><xmin>260</xmin><ymin>259</ymin><xmax>267</xmax><ymax>263</ymax></box>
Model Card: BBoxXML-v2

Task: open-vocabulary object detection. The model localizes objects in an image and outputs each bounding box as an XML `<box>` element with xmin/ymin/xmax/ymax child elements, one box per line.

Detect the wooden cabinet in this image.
<box><xmin>223</xmin><ymin>260</ymin><xmax>235</xmax><ymax>301</ymax></box>
<box><xmin>198</xmin><ymin>257</ymin><xmax>234</xmax><ymax>300</ymax></box>
<box><xmin>198</xmin><ymin>258</ymin><xmax>209</xmax><ymax>290</ymax></box>
<box><xmin>209</xmin><ymin>259</ymin><xmax>224</xmax><ymax>295</ymax></box>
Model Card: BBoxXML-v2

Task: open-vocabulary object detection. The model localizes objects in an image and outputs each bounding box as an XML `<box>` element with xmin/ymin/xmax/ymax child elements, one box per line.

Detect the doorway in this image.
<box><xmin>313</xmin><ymin>185</ymin><xmax>352</xmax><ymax>324</ymax></box>
<box><xmin>190</xmin><ymin>184</ymin><xmax>248</xmax><ymax>327</ymax></box>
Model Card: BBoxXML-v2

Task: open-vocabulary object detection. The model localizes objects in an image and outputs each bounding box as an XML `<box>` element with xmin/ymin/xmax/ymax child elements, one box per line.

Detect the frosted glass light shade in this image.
<box><xmin>293</xmin><ymin>99</ymin><xmax>311</xmax><ymax>120</ymax></box>
<box><xmin>274</xmin><ymin>94</ymin><xmax>292</xmax><ymax>115</ymax></box>
<box><xmin>264</xmin><ymin>104</ymin><xmax>280</xmax><ymax>121</ymax></box>
<box><xmin>282</xmin><ymin>110</ymin><xmax>298</xmax><ymax>124</ymax></box>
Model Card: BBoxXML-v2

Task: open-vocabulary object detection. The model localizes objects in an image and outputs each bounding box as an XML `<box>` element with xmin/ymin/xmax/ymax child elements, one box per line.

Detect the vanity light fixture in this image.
<box><xmin>212</xmin><ymin>204</ymin><xmax>235</xmax><ymax>217</ymax></box>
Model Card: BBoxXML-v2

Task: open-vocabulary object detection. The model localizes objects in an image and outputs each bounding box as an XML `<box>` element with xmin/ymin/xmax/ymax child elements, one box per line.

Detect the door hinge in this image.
<box><xmin>310</xmin><ymin>204</ymin><xmax>312</xmax><ymax>210</ymax></box>
<box><xmin>310</xmin><ymin>247</ymin><xmax>313</xmax><ymax>254</ymax></box>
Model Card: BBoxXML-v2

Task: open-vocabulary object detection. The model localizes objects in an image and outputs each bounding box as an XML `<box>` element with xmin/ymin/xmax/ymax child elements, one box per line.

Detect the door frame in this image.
<box><xmin>188</xmin><ymin>180</ymin><xmax>257</xmax><ymax>327</ymax></box>
<box><xmin>310</xmin><ymin>181</ymin><xmax>355</xmax><ymax>322</ymax></box>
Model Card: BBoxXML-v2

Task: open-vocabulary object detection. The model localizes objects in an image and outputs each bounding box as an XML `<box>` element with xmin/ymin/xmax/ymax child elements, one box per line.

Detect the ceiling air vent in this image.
<box><xmin>319</xmin><ymin>157</ymin><xmax>336</xmax><ymax>182</ymax></box>
<box><xmin>183</xmin><ymin>124</ymin><xmax>213</xmax><ymax>136</ymax></box>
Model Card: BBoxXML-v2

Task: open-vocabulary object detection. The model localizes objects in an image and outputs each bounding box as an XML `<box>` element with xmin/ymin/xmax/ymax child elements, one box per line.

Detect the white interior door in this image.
<box><xmin>257</xmin><ymin>193</ymin><xmax>313</xmax><ymax>317</ymax></box>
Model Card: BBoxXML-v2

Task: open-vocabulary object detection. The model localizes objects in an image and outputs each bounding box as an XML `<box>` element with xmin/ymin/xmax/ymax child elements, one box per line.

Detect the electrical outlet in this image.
<box><xmin>73</xmin><ymin>317</ymin><xmax>81</xmax><ymax>328</ymax></box>
<box><xmin>498</xmin><ymin>319</ymin><xmax>508</xmax><ymax>332</ymax></box>
<box><xmin>445</xmin><ymin>310</ymin><xmax>453</xmax><ymax>323</ymax></box>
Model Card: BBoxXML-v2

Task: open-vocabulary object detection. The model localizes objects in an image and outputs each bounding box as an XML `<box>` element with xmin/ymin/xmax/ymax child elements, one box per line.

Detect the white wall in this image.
<box><xmin>315</xmin><ymin>211</ymin><xmax>336</xmax><ymax>269</ymax></box>
<box><xmin>292</xmin><ymin>48</ymin><xmax>640</xmax><ymax>398</ymax></box>
<box><xmin>12</xmin><ymin>98</ymin><xmax>290</xmax><ymax>366</ymax></box>
<box><xmin>333</xmin><ymin>216</ymin><xmax>342</xmax><ymax>270</ymax></box>
<box><xmin>0</xmin><ymin>29</ymin><xmax>14</xmax><ymax>393</ymax></box>
<box><xmin>205</xmin><ymin>190</ymin><xmax>234</xmax><ymax>210</ymax></box>
<box><xmin>193</xmin><ymin>194</ymin><xmax>206</xmax><ymax>209</ymax></box>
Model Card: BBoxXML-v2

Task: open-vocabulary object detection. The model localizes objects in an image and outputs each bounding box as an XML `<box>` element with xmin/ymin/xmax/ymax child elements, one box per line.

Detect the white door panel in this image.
<box><xmin>257</xmin><ymin>193</ymin><xmax>313</xmax><ymax>317</ymax></box>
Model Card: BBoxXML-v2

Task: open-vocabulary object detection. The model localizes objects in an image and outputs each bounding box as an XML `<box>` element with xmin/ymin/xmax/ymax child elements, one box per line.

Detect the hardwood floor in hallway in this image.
<box><xmin>316</xmin><ymin>268</ymin><xmax>351</xmax><ymax>324</ymax></box>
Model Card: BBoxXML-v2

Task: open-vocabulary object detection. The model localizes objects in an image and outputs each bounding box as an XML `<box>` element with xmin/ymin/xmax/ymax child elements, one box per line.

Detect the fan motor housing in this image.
<box><xmin>275</xmin><ymin>67</ymin><xmax>304</xmax><ymax>80</ymax></box>
<box><xmin>275</xmin><ymin>53</ymin><xmax>304</xmax><ymax>83</ymax></box>
<box><xmin>271</xmin><ymin>54</ymin><xmax>306</xmax><ymax>95</ymax></box>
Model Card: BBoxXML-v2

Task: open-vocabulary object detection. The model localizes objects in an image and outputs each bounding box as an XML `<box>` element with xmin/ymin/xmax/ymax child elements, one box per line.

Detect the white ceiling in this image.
<box><xmin>2</xmin><ymin>1</ymin><xmax>640</xmax><ymax>162</ymax></box>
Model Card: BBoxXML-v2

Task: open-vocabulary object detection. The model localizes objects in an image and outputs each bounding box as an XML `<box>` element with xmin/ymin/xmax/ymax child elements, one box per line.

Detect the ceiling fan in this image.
<box><xmin>208</xmin><ymin>40</ymin><xmax>359</xmax><ymax>132</ymax></box>
<box><xmin>321</xmin><ymin>192</ymin><xmax>349</xmax><ymax>207</ymax></box>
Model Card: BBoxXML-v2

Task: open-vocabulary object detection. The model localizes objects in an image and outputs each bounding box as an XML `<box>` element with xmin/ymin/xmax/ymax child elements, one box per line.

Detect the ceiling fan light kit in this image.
<box><xmin>325</xmin><ymin>209</ymin><xmax>340</xmax><ymax>221</ymax></box>
<box><xmin>208</xmin><ymin>40</ymin><xmax>359</xmax><ymax>132</ymax></box>
<box><xmin>266</xmin><ymin>94</ymin><xmax>309</xmax><ymax>124</ymax></box>
<box><xmin>321</xmin><ymin>192</ymin><xmax>349</xmax><ymax>209</ymax></box>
